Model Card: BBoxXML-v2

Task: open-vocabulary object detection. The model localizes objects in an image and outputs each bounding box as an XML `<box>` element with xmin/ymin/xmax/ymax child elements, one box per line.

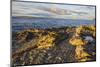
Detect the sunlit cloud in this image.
<box><xmin>12</xmin><ymin>1</ymin><xmax>95</xmax><ymax>20</ymax></box>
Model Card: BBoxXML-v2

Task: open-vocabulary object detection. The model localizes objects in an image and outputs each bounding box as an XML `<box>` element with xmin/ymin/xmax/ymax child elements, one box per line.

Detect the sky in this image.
<box><xmin>12</xmin><ymin>1</ymin><xmax>95</xmax><ymax>20</ymax></box>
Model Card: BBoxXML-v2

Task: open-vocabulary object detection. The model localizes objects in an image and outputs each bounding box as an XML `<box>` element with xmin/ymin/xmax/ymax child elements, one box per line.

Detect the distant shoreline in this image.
<box><xmin>12</xmin><ymin>16</ymin><xmax>95</xmax><ymax>21</ymax></box>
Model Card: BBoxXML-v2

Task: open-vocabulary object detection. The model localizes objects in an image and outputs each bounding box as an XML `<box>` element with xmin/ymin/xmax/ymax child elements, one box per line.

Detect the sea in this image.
<box><xmin>12</xmin><ymin>17</ymin><xmax>95</xmax><ymax>32</ymax></box>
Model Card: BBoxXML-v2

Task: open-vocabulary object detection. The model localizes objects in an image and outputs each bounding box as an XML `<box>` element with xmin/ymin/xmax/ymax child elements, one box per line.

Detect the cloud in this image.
<box><xmin>12</xmin><ymin>1</ymin><xmax>95</xmax><ymax>20</ymax></box>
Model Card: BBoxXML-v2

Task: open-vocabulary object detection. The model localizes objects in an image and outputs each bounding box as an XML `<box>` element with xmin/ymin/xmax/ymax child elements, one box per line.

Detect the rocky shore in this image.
<box><xmin>12</xmin><ymin>25</ymin><xmax>96</xmax><ymax>66</ymax></box>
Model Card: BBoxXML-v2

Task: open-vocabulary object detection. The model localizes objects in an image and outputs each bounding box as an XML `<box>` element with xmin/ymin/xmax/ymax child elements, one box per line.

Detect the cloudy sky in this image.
<box><xmin>12</xmin><ymin>1</ymin><xmax>95</xmax><ymax>20</ymax></box>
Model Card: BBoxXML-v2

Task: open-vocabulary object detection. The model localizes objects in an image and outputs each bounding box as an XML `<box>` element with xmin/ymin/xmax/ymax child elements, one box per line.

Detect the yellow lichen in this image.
<box><xmin>69</xmin><ymin>37</ymin><xmax>87</xmax><ymax>46</ymax></box>
<box><xmin>37</xmin><ymin>34</ymin><xmax>55</xmax><ymax>49</ymax></box>
<box><xmin>76</xmin><ymin>25</ymin><xmax>83</xmax><ymax>35</ymax></box>
<box><xmin>69</xmin><ymin>25</ymin><xmax>94</xmax><ymax>62</ymax></box>
<box><xmin>80</xmin><ymin>57</ymin><xmax>91</xmax><ymax>62</ymax></box>
<box><xmin>75</xmin><ymin>25</ymin><xmax>96</xmax><ymax>37</ymax></box>
<box><xmin>75</xmin><ymin>45</ymin><xmax>90</xmax><ymax>60</ymax></box>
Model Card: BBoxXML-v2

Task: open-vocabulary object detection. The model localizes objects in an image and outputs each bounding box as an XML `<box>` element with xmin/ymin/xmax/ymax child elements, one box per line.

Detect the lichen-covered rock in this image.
<box><xmin>12</xmin><ymin>25</ymin><xmax>96</xmax><ymax>66</ymax></box>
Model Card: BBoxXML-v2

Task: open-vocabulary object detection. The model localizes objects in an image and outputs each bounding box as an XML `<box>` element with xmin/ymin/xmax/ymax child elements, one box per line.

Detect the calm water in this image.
<box><xmin>12</xmin><ymin>17</ymin><xmax>95</xmax><ymax>32</ymax></box>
